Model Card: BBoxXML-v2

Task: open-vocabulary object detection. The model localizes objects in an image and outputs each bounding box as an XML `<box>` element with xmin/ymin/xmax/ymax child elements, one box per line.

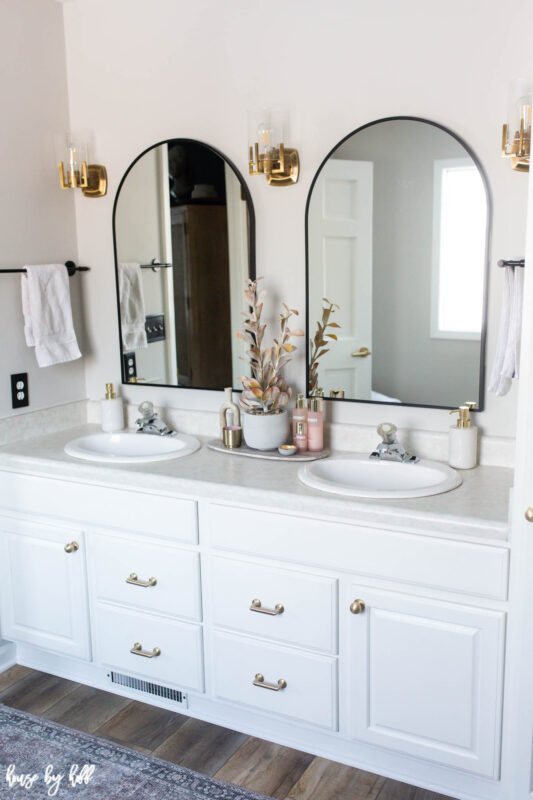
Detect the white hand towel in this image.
<box><xmin>118</xmin><ymin>263</ymin><xmax>148</xmax><ymax>350</ymax></box>
<box><xmin>489</xmin><ymin>265</ymin><xmax>524</xmax><ymax>396</ymax></box>
<box><xmin>21</xmin><ymin>264</ymin><xmax>82</xmax><ymax>368</ymax></box>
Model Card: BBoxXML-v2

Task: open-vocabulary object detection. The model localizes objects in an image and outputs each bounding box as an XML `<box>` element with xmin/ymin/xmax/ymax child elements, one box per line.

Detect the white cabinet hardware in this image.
<box><xmin>250</xmin><ymin>598</ymin><xmax>284</xmax><ymax>616</ymax></box>
<box><xmin>130</xmin><ymin>642</ymin><xmax>161</xmax><ymax>658</ymax></box>
<box><xmin>253</xmin><ymin>673</ymin><xmax>287</xmax><ymax>691</ymax></box>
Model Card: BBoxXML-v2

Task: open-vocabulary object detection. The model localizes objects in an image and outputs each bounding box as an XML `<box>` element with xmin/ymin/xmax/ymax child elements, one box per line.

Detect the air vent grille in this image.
<box><xmin>109</xmin><ymin>671</ymin><xmax>188</xmax><ymax>705</ymax></box>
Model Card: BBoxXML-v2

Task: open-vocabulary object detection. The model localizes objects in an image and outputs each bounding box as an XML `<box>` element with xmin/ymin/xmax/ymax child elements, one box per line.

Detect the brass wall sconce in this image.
<box><xmin>501</xmin><ymin>80</ymin><xmax>532</xmax><ymax>172</ymax></box>
<box><xmin>248</xmin><ymin>109</ymin><xmax>299</xmax><ymax>186</ymax></box>
<box><xmin>57</xmin><ymin>133</ymin><xmax>107</xmax><ymax>197</ymax></box>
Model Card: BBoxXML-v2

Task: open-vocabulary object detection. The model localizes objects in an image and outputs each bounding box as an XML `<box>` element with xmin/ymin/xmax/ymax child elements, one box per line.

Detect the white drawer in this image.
<box><xmin>208</xmin><ymin>555</ymin><xmax>337</xmax><ymax>653</ymax></box>
<box><xmin>212</xmin><ymin>631</ymin><xmax>337</xmax><ymax>730</ymax></box>
<box><xmin>205</xmin><ymin>504</ymin><xmax>509</xmax><ymax>600</ymax></box>
<box><xmin>90</xmin><ymin>533</ymin><xmax>201</xmax><ymax>621</ymax></box>
<box><xmin>0</xmin><ymin>473</ymin><xmax>198</xmax><ymax>544</ymax></box>
<box><xmin>93</xmin><ymin>603</ymin><xmax>203</xmax><ymax>692</ymax></box>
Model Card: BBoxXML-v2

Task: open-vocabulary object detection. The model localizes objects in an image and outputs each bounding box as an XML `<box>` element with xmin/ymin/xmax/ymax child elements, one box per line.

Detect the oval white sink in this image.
<box><xmin>298</xmin><ymin>454</ymin><xmax>462</xmax><ymax>499</ymax></box>
<box><xmin>65</xmin><ymin>431</ymin><xmax>200</xmax><ymax>464</ymax></box>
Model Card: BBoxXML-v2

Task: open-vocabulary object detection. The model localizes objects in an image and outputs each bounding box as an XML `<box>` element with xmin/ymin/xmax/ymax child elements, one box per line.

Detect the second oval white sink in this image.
<box><xmin>65</xmin><ymin>431</ymin><xmax>200</xmax><ymax>464</ymax></box>
<box><xmin>298</xmin><ymin>454</ymin><xmax>462</xmax><ymax>499</ymax></box>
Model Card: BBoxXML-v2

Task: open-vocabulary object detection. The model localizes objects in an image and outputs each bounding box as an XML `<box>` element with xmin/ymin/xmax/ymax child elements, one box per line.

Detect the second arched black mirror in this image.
<box><xmin>113</xmin><ymin>138</ymin><xmax>255</xmax><ymax>390</ymax></box>
<box><xmin>305</xmin><ymin>117</ymin><xmax>490</xmax><ymax>410</ymax></box>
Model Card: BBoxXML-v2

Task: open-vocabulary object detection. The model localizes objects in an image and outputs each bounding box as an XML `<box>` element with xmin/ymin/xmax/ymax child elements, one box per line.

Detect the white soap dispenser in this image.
<box><xmin>101</xmin><ymin>382</ymin><xmax>124</xmax><ymax>432</ymax></box>
<box><xmin>448</xmin><ymin>402</ymin><xmax>478</xmax><ymax>469</ymax></box>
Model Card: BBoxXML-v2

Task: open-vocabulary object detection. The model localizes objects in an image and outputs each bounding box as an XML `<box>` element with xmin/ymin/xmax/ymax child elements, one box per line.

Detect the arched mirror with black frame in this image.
<box><xmin>113</xmin><ymin>138</ymin><xmax>255</xmax><ymax>391</ymax></box>
<box><xmin>305</xmin><ymin>116</ymin><xmax>490</xmax><ymax>410</ymax></box>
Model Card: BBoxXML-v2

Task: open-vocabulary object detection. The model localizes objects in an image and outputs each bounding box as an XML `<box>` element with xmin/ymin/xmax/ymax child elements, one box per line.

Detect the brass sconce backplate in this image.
<box><xmin>249</xmin><ymin>142</ymin><xmax>300</xmax><ymax>186</ymax></box>
<box><xmin>82</xmin><ymin>164</ymin><xmax>107</xmax><ymax>197</ymax></box>
<box><xmin>266</xmin><ymin>147</ymin><xmax>300</xmax><ymax>186</ymax></box>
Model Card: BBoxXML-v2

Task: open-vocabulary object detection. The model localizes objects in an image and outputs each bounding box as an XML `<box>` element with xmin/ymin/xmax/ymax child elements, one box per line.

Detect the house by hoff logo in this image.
<box><xmin>5</xmin><ymin>764</ymin><xmax>96</xmax><ymax>796</ymax></box>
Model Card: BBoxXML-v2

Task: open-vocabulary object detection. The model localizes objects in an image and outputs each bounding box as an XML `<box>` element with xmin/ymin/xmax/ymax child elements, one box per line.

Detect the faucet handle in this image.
<box><xmin>377</xmin><ymin>422</ymin><xmax>397</xmax><ymax>443</ymax></box>
<box><xmin>138</xmin><ymin>400</ymin><xmax>155</xmax><ymax>419</ymax></box>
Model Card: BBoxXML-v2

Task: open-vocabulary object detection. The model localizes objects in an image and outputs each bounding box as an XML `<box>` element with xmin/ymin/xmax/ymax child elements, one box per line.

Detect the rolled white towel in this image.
<box><xmin>21</xmin><ymin>264</ymin><xmax>82</xmax><ymax>368</ymax></box>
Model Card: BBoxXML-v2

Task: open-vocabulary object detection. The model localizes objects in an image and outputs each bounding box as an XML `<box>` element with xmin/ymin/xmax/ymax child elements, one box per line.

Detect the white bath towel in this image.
<box><xmin>21</xmin><ymin>264</ymin><xmax>82</xmax><ymax>368</ymax></box>
<box><xmin>118</xmin><ymin>263</ymin><xmax>148</xmax><ymax>350</ymax></box>
<box><xmin>488</xmin><ymin>265</ymin><xmax>524</xmax><ymax>396</ymax></box>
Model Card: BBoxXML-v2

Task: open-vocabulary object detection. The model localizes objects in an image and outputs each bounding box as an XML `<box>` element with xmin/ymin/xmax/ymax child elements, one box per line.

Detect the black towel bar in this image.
<box><xmin>498</xmin><ymin>258</ymin><xmax>525</xmax><ymax>268</ymax></box>
<box><xmin>0</xmin><ymin>261</ymin><xmax>89</xmax><ymax>276</ymax></box>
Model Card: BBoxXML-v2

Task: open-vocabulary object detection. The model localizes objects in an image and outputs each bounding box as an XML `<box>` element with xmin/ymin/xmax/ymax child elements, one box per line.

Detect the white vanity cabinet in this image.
<box><xmin>0</xmin><ymin>469</ymin><xmax>511</xmax><ymax>800</ymax></box>
<box><xmin>0</xmin><ymin>515</ymin><xmax>90</xmax><ymax>659</ymax></box>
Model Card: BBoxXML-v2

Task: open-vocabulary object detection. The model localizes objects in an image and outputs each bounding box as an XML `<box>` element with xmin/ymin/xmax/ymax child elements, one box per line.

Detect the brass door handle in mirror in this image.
<box><xmin>250</xmin><ymin>598</ymin><xmax>284</xmax><ymax>616</ymax></box>
<box><xmin>351</xmin><ymin>347</ymin><xmax>371</xmax><ymax>358</ymax></box>
<box><xmin>253</xmin><ymin>673</ymin><xmax>287</xmax><ymax>691</ymax></box>
<box><xmin>64</xmin><ymin>541</ymin><xmax>79</xmax><ymax>554</ymax></box>
<box><xmin>526</xmin><ymin>508</ymin><xmax>533</xmax><ymax>522</ymax></box>
<box><xmin>126</xmin><ymin>573</ymin><xmax>157</xmax><ymax>588</ymax></box>
<box><xmin>350</xmin><ymin>598</ymin><xmax>366</xmax><ymax>614</ymax></box>
<box><xmin>130</xmin><ymin>642</ymin><xmax>161</xmax><ymax>658</ymax></box>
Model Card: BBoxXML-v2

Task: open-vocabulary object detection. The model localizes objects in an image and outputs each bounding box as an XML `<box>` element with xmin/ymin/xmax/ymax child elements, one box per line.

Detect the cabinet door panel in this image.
<box><xmin>348</xmin><ymin>586</ymin><xmax>505</xmax><ymax>777</ymax></box>
<box><xmin>0</xmin><ymin>516</ymin><xmax>90</xmax><ymax>659</ymax></box>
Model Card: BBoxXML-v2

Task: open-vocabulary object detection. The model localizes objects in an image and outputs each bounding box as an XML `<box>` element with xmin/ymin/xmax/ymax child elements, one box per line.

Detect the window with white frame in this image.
<box><xmin>431</xmin><ymin>158</ymin><xmax>486</xmax><ymax>340</ymax></box>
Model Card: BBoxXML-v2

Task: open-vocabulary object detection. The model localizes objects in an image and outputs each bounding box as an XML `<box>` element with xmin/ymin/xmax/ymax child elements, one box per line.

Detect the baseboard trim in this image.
<box><xmin>0</xmin><ymin>640</ymin><xmax>17</xmax><ymax>672</ymax></box>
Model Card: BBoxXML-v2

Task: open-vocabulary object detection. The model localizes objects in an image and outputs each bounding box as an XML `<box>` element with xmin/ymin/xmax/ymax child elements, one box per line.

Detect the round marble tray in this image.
<box><xmin>206</xmin><ymin>439</ymin><xmax>330</xmax><ymax>462</ymax></box>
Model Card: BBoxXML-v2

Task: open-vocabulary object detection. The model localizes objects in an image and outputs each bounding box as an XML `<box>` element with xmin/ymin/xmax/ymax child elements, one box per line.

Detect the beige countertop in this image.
<box><xmin>0</xmin><ymin>425</ymin><xmax>512</xmax><ymax>544</ymax></box>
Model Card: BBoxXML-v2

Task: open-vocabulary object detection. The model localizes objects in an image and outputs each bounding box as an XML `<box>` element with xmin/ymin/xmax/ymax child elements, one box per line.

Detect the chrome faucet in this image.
<box><xmin>369</xmin><ymin>423</ymin><xmax>419</xmax><ymax>464</ymax></box>
<box><xmin>136</xmin><ymin>401</ymin><xmax>175</xmax><ymax>436</ymax></box>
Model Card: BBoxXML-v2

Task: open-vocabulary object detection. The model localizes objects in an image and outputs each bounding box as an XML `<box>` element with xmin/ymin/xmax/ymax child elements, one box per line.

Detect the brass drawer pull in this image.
<box><xmin>126</xmin><ymin>573</ymin><xmax>157</xmax><ymax>588</ymax></box>
<box><xmin>250</xmin><ymin>598</ymin><xmax>284</xmax><ymax>616</ymax></box>
<box><xmin>350</xmin><ymin>598</ymin><xmax>366</xmax><ymax>614</ymax></box>
<box><xmin>525</xmin><ymin>507</ymin><xmax>533</xmax><ymax>522</ymax></box>
<box><xmin>130</xmin><ymin>642</ymin><xmax>161</xmax><ymax>658</ymax></box>
<box><xmin>351</xmin><ymin>347</ymin><xmax>371</xmax><ymax>358</ymax></box>
<box><xmin>253</xmin><ymin>673</ymin><xmax>287</xmax><ymax>691</ymax></box>
<box><xmin>64</xmin><ymin>541</ymin><xmax>79</xmax><ymax>554</ymax></box>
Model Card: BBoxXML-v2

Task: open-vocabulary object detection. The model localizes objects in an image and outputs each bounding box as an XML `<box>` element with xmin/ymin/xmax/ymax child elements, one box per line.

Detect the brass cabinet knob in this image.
<box><xmin>526</xmin><ymin>508</ymin><xmax>533</xmax><ymax>523</ymax></box>
<box><xmin>64</xmin><ymin>541</ymin><xmax>79</xmax><ymax>554</ymax></box>
<box><xmin>350</xmin><ymin>598</ymin><xmax>365</xmax><ymax>614</ymax></box>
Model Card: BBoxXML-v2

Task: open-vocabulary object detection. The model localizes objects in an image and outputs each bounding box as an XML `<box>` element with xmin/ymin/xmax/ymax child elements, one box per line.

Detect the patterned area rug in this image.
<box><xmin>0</xmin><ymin>704</ymin><xmax>273</xmax><ymax>799</ymax></box>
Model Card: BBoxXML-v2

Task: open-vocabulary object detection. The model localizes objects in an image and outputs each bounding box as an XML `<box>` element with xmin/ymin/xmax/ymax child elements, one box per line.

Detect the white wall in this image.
<box><xmin>61</xmin><ymin>0</ymin><xmax>532</xmax><ymax>439</ymax></box>
<box><xmin>0</xmin><ymin>0</ymin><xmax>86</xmax><ymax>418</ymax></box>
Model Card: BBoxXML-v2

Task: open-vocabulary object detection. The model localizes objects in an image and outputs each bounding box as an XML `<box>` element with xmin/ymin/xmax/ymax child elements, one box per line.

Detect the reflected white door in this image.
<box><xmin>308</xmin><ymin>159</ymin><xmax>373</xmax><ymax>398</ymax></box>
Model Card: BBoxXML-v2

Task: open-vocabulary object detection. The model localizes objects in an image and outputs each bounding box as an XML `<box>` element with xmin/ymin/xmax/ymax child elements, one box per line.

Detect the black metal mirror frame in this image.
<box><xmin>112</xmin><ymin>137</ymin><xmax>256</xmax><ymax>391</ymax></box>
<box><xmin>304</xmin><ymin>116</ymin><xmax>491</xmax><ymax>411</ymax></box>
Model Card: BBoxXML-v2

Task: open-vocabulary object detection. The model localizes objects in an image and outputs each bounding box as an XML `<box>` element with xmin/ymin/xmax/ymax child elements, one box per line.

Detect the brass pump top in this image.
<box><xmin>449</xmin><ymin>401</ymin><xmax>477</xmax><ymax>429</ymax></box>
<box><xmin>309</xmin><ymin>396</ymin><xmax>323</xmax><ymax>413</ymax></box>
<box><xmin>105</xmin><ymin>382</ymin><xmax>116</xmax><ymax>400</ymax></box>
<box><xmin>295</xmin><ymin>393</ymin><xmax>306</xmax><ymax>409</ymax></box>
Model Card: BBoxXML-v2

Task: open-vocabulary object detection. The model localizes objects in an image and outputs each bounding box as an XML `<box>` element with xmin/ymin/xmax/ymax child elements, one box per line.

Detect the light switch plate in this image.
<box><xmin>11</xmin><ymin>372</ymin><xmax>29</xmax><ymax>409</ymax></box>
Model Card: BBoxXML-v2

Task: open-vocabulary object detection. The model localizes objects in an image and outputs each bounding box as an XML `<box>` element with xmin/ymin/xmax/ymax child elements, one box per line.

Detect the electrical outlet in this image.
<box><xmin>123</xmin><ymin>352</ymin><xmax>137</xmax><ymax>382</ymax></box>
<box><xmin>11</xmin><ymin>372</ymin><xmax>29</xmax><ymax>409</ymax></box>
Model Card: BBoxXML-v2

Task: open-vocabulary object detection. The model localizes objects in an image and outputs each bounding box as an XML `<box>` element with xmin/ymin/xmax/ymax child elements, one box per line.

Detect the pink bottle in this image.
<box><xmin>307</xmin><ymin>397</ymin><xmax>323</xmax><ymax>451</ymax></box>
<box><xmin>294</xmin><ymin>420</ymin><xmax>308</xmax><ymax>452</ymax></box>
<box><xmin>292</xmin><ymin>394</ymin><xmax>307</xmax><ymax>448</ymax></box>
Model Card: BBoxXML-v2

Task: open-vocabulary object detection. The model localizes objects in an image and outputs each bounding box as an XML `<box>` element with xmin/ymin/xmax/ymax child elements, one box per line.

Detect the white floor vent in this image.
<box><xmin>109</xmin><ymin>671</ymin><xmax>188</xmax><ymax>706</ymax></box>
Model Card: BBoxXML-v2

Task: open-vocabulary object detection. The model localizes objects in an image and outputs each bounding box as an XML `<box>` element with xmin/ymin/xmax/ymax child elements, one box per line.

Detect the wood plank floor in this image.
<box><xmin>0</xmin><ymin>666</ymin><xmax>457</xmax><ymax>800</ymax></box>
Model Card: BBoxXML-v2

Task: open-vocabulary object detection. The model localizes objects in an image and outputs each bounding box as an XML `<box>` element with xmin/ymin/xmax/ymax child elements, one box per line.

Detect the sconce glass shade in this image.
<box><xmin>56</xmin><ymin>131</ymin><xmax>107</xmax><ymax>197</ymax></box>
<box><xmin>502</xmin><ymin>79</ymin><xmax>533</xmax><ymax>172</ymax></box>
<box><xmin>248</xmin><ymin>108</ymin><xmax>299</xmax><ymax>186</ymax></box>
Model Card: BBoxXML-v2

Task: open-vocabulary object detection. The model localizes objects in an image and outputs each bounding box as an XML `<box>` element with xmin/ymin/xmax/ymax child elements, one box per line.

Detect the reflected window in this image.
<box><xmin>431</xmin><ymin>158</ymin><xmax>486</xmax><ymax>340</ymax></box>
